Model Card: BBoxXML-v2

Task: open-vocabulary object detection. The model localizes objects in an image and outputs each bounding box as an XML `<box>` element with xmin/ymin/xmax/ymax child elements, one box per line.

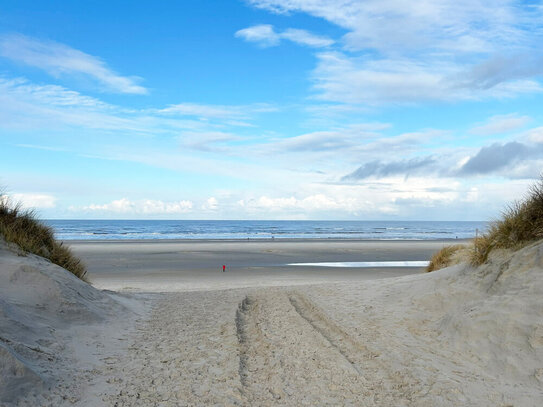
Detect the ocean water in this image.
<box><xmin>44</xmin><ymin>220</ymin><xmax>487</xmax><ymax>241</ymax></box>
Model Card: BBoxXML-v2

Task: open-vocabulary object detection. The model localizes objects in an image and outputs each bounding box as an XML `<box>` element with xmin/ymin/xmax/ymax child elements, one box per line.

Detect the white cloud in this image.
<box><xmin>157</xmin><ymin>103</ymin><xmax>245</xmax><ymax>119</ymax></box>
<box><xmin>235</xmin><ymin>24</ymin><xmax>280</xmax><ymax>47</ymax></box>
<box><xmin>141</xmin><ymin>200</ymin><xmax>193</xmax><ymax>214</ymax></box>
<box><xmin>239</xmin><ymin>194</ymin><xmax>358</xmax><ymax>212</ymax></box>
<box><xmin>312</xmin><ymin>53</ymin><xmax>448</xmax><ymax>104</ymax></box>
<box><xmin>457</xmin><ymin>54</ymin><xmax>543</xmax><ymax>91</ymax></box>
<box><xmin>0</xmin><ymin>77</ymin><xmax>107</xmax><ymax>108</ymax></box>
<box><xmin>202</xmin><ymin>197</ymin><xmax>219</xmax><ymax>210</ymax></box>
<box><xmin>526</xmin><ymin>126</ymin><xmax>543</xmax><ymax>143</ymax></box>
<box><xmin>267</xmin><ymin>123</ymin><xmax>386</xmax><ymax>154</ymax></box>
<box><xmin>81</xmin><ymin>198</ymin><xmax>193</xmax><ymax>214</ymax></box>
<box><xmin>244</xmin><ymin>1</ymin><xmax>543</xmax><ymax>104</ymax></box>
<box><xmin>0</xmin><ymin>34</ymin><xmax>147</xmax><ymax>94</ymax></box>
<box><xmin>0</xmin><ymin>78</ymin><xmax>158</xmax><ymax>132</ymax></box>
<box><xmin>280</xmin><ymin>28</ymin><xmax>334</xmax><ymax>47</ymax></box>
<box><xmin>85</xmin><ymin>198</ymin><xmax>133</xmax><ymax>212</ymax></box>
<box><xmin>469</xmin><ymin>114</ymin><xmax>530</xmax><ymax>135</ymax></box>
<box><xmin>236</xmin><ymin>24</ymin><xmax>333</xmax><ymax>48</ymax></box>
<box><xmin>8</xmin><ymin>193</ymin><xmax>57</xmax><ymax>209</ymax></box>
<box><xmin>180</xmin><ymin>131</ymin><xmax>243</xmax><ymax>152</ymax></box>
<box><xmin>271</xmin><ymin>129</ymin><xmax>363</xmax><ymax>153</ymax></box>
<box><xmin>156</xmin><ymin>102</ymin><xmax>277</xmax><ymax>121</ymax></box>
<box><xmin>235</xmin><ymin>177</ymin><xmax>469</xmax><ymax>218</ymax></box>
<box><xmin>0</xmin><ymin>78</ymin><xmax>275</xmax><ymax>145</ymax></box>
<box><xmin>312</xmin><ymin>52</ymin><xmax>542</xmax><ymax>104</ymax></box>
<box><xmin>246</xmin><ymin>0</ymin><xmax>534</xmax><ymax>54</ymax></box>
<box><xmin>16</xmin><ymin>143</ymin><xmax>66</xmax><ymax>152</ymax></box>
<box><xmin>226</xmin><ymin>174</ymin><xmax>537</xmax><ymax>220</ymax></box>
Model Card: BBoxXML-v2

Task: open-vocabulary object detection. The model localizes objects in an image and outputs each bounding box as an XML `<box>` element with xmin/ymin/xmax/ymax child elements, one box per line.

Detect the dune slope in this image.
<box><xmin>0</xmin><ymin>240</ymin><xmax>145</xmax><ymax>406</ymax></box>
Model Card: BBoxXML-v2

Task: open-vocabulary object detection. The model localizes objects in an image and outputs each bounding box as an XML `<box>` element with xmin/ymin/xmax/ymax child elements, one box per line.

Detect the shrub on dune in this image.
<box><xmin>0</xmin><ymin>195</ymin><xmax>87</xmax><ymax>280</ymax></box>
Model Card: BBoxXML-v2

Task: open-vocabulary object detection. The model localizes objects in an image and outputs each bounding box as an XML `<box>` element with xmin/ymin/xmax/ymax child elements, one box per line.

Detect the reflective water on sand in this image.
<box><xmin>287</xmin><ymin>261</ymin><xmax>429</xmax><ymax>267</ymax></box>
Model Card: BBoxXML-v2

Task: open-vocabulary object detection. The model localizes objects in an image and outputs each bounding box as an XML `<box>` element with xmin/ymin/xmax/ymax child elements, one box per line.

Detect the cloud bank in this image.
<box><xmin>80</xmin><ymin>198</ymin><xmax>193</xmax><ymax>215</ymax></box>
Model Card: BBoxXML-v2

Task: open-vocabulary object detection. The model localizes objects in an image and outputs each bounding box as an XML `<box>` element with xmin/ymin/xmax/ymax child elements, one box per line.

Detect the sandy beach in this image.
<box><xmin>69</xmin><ymin>239</ymin><xmax>450</xmax><ymax>291</ymax></box>
<box><xmin>2</xmin><ymin>238</ymin><xmax>542</xmax><ymax>406</ymax></box>
<box><xmin>5</xmin><ymin>0</ymin><xmax>543</xmax><ymax>404</ymax></box>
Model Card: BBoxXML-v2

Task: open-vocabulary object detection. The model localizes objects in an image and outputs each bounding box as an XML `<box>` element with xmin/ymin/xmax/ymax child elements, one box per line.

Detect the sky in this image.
<box><xmin>1</xmin><ymin>0</ymin><xmax>543</xmax><ymax>220</ymax></box>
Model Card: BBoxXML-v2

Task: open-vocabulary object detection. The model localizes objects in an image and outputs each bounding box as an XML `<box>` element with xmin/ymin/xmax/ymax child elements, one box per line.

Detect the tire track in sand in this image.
<box><xmin>288</xmin><ymin>292</ymin><xmax>368</xmax><ymax>376</ymax></box>
<box><xmin>288</xmin><ymin>291</ymin><xmax>422</xmax><ymax>405</ymax></box>
<box><xmin>235</xmin><ymin>294</ymin><xmax>287</xmax><ymax>404</ymax></box>
<box><xmin>235</xmin><ymin>295</ymin><xmax>259</xmax><ymax>390</ymax></box>
<box><xmin>235</xmin><ymin>289</ymin><xmax>421</xmax><ymax>406</ymax></box>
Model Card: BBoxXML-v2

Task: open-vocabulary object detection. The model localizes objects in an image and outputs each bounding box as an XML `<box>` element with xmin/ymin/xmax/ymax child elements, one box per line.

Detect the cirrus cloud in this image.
<box><xmin>0</xmin><ymin>34</ymin><xmax>147</xmax><ymax>94</ymax></box>
<box><xmin>235</xmin><ymin>24</ymin><xmax>333</xmax><ymax>48</ymax></box>
<box><xmin>243</xmin><ymin>1</ymin><xmax>543</xmax><ymax>104</ymax></box>
<box><xmin>469</xmin><ymin>114</ymin><xmax>530</xmax><ymax>135</ymax></box>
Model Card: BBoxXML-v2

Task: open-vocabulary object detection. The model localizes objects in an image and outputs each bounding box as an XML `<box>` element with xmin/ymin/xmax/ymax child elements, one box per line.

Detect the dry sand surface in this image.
<box><xmin>2</xmin><ymin>239</ymin><xmax>543</xmax><ymax>406</ymax></box>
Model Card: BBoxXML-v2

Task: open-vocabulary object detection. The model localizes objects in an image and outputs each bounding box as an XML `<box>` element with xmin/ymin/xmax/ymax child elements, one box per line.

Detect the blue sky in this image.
<box><xmin>1</xmin><ymin>0</ymin><xmax>543</xmax><ymax>220</ymax></box>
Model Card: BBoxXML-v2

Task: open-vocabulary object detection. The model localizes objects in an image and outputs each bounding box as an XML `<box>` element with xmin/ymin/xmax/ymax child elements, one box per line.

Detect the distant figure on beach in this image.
<box><xmin>222</xmin><ymin>265</ymin><xmax>226</xmax><ymax>272</ymax></box>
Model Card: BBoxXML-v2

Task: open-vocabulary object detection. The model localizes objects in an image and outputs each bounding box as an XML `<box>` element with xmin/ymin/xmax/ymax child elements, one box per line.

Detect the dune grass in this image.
<box><xmin>426</xmin><ymin>244</ymin><xmax>465</xmax><ymax>272</ymax></box>
<box><xmin>469</xmin><ymin>179</ymin><xmax>543</xmax><ymax>265</ymax></box>
<box><xmin>428</xmin><ymin>177</ymin><xmax>543</xmax><ymax>272</ymax></box>
<box><xmin>0</xmin><ymin>196</ymin><xmax>87</xmax><ymax>280</ymax></box>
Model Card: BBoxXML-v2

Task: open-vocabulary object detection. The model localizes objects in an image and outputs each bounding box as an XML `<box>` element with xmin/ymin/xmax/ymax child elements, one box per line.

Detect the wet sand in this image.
<box><xmin>67</xmin><ymin>239</ymin><xmax>460</xmax><ymax>291</ymax></box>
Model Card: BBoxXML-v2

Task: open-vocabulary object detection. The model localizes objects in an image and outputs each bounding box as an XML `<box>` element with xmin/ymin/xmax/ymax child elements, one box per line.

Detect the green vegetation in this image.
<box><xmin>0</xmin><ymin>195</ymin><xmax>87</xmax><ymax>280</ymax></box>
<box><xmin>426</xmin><ymin>244</ymin><xmax>465</xmax><ymax>272</ymax></box>
<box><xmin>469</xmin><ymin>179</ymin><xmax>543</xmax><ymax>265</ymax></box>
<box><xmin>428</xmin><ymin>177</ymin><xmax>543</xmax><ymax>272</ymax></box>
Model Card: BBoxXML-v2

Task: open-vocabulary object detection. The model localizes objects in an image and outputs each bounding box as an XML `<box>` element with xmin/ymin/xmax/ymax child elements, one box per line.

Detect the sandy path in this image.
<box><xmin>99</xmin><ymin>274</ymin><xmax>543</xmax><ymax>406</ymax></box>
<box><xmin>236</xmin><ymin>289</ymin><xmax>420</xmax><ymax>406</ymax></box>
<box><xmin>100</xmin><ymin>288</ymin><xmax>426</xmax><ymax>406</ymax></box>
<box><xmin>100</xmin><ymin>290</ymin><xmax>246</xmax><ymax>406</ymax></box>
<box><xmin>67</xmin><ymin>241</ymin><xmax>543</xmax><ymax>406</ymax></box>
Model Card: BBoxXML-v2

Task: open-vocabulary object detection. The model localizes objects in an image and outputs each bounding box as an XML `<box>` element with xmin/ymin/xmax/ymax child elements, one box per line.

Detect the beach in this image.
<box><xmin>4</xmin><ymin>0</ymin><xmax>543</xmax><ymax>404</ymax></box>
<box><xmin>69</xmin><ymin>239</ymin><xmax>450</xmax><ymax>291</ymax></box>
<box><xmin>2</xmin><ymin>238</ymin><xmax>543</xmax><ymax>406</ymax></box>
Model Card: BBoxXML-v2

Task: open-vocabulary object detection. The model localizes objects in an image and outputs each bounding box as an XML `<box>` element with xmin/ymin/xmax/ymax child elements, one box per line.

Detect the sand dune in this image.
<box><xmin>2</xmin><ymin>239</ymin><xmax>543</xmax><ymax>405</ymax></box>
<box><xmin>0</xmin><ymin>240</ymin><xmax>150</xmax><ymax>406</ymax></box>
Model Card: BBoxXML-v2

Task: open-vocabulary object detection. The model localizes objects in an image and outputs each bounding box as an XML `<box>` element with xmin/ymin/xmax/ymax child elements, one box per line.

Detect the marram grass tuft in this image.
<box><xmin>426</xmin><ymin>244</ymin><xmax>465</xmax><ymax>272</ymax></box>
<box><xmin>428</xmin><ymin>177</ymin><xmax>543</xmax><ymax>271</ymax></box>
<box><xmin>0</xmin><ymin>195</ymin><xmax>87</xmax><ymax>280</ymax></box>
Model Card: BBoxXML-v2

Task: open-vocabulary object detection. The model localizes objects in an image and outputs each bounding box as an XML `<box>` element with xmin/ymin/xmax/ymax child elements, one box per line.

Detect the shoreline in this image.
<box><xmin>64</xmin><ymin>237</ymin><xmax>472</xmax><ymax>244</ymax></box>
<box><xmin>67</xmin><ymin>239</ymin><xmax>454</xmax><ymax>293</ymax></box>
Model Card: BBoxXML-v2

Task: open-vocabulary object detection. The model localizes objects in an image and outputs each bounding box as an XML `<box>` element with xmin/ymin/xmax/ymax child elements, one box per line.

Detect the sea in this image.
<box><xmin>44</xmin><ymin>220</ymin><xmax>488</xmax><ymax>241</ymax></box>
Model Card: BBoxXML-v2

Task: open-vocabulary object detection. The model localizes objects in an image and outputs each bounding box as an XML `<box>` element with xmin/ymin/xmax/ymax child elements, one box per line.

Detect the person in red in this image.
<box><xmin>222</xmin><ymin>264</ymin><xmax>226</xmax><ymax>272</ymax></box>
